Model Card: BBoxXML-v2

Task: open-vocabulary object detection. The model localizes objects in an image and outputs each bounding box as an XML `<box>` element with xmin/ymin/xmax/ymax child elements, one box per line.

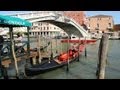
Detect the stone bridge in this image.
<box><xmin>11</xmin><ymin>12</ymin><xmax>90</xmax><ymax>38</ymax></box>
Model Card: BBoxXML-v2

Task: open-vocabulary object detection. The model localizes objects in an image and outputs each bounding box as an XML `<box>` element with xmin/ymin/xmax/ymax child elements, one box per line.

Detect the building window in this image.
<box><xmin>38</xmin><ymin>32</ymin><xmax>40</xmax><ymax>35</ymax></box>
<box><xmin>89</xmin><ymin>18</ymin><xmax>90</xmax><ymax>21</ymax></box>
<box><xmin>89</xmin><ymin>24</ymin><xmax>90</xmax><ymax>27</ymax></box>
<box><xmin>46</xmin><ymin>23</ymin><xmax>49</xmax><ymax>25</ymax></box>
<box><xmin>97</xmin><ymin>24</ymin><xmax>99</xmax><ymax>27</ymax></box>
<box><xmin>109</xmin><ymin>23</ymin><xmax>111</xmax><ymax>27</ymax></box>
<box><xmin>44</xmin><ymin>27</ymin><xmax>46</xmax><ymax>30</ymax></box>
<box><xmin>54</xmin><ymin>27</ymin><xmax>56</xmax><ymax>30</ymax></box>
<box><xmin>97</xmin><ymin>18</ymin><xmax>101</xmax><ymax>20</ymax></box>
<box><xmin>95</xmin><ymin>24</ymin><xmax>99</xmax><ymax>30</ymax></box>
<box><xmin>47</xmin><ymin>32</ymin><xmax>48</xmax><ymax>35</ymax></box>
<box><xmin>41</xmin><ymin>27</ymin><xmax>42</xmax><ymax>30</ymax></box>
<box><xmin>33</xmin><ymin>27</ymin><xmax>35</xmax><ymax>30</ymax></box>
<box><xmin>47</xmin><ymin>27</ymin><xmax>49</xmax><ymax>30</ymax></box>
<box><xmin>38</xmin><ymin>23</ymin><xmax>42</xmax><ymax>26</ymax></box>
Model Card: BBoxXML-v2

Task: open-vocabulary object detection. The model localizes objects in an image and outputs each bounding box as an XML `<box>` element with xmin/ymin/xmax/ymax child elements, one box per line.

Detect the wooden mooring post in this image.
<box><xmin>66</xmin><ymin>35</ymin><xmax>70</xmax><ymax>72</ymax></box>
<box><xmin>84</xmin><ymin>37</ymin><xmax>87</xmax><ymax>58</ymax></box>
<box><xmin>96</xmin><ymin>34</ymin><xmax>109</xmax><ymax>79</ymax></box>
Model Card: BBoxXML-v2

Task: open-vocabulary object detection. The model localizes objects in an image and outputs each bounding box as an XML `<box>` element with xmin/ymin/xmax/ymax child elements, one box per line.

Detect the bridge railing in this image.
<box><xmin>11</xmin><ymin>12</ymin><xmax>58</xmax><ymax>20</ymax></box>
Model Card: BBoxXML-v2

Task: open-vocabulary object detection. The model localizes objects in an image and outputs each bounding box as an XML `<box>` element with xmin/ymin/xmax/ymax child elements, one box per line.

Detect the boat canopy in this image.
<box><xmin>0</xmin><ymin>15</ymin><xmax>32</xmax><ymax>27</ymax></box>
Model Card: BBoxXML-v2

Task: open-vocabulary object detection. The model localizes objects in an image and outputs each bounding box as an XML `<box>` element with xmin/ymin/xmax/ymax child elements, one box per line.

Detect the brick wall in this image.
<box><xmin>63</xmin><ymin>11</ymin><xmax>86</xmax><ymax>25</ymax></box>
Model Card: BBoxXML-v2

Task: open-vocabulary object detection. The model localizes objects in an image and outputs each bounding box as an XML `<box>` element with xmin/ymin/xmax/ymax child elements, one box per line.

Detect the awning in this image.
<box><xmin>0</xmin><ymin>15</ymin><xmax>32</xmax><ymax>27</ymax></box>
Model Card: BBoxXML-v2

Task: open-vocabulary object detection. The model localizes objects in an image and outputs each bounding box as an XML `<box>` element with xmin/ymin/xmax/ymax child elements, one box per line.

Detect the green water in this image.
<box><xmin>1</xmin><ymin>37</ymin><xmax>120</xmax><ymax>79</ymax></box>
<box><xmin>30</xmin><ymin>40</ymin><xmax>120</xmax><ymax>79</ymax></box>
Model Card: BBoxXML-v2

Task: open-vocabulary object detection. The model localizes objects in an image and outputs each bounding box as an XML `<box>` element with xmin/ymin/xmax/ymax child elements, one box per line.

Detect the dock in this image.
<box><xmin>1</xmin><ymin>51</ymin><xmax>38</xmax><ymax>67</ymax></box>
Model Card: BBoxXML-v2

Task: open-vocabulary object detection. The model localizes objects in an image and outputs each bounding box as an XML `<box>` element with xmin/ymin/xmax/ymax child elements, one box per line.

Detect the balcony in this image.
<box><xmin>107</xmin><ymin>27</ymin><xmax>113</xmax><ymax>31</ymax></box>
<box><xmin>107</xmin><ymin>26</ymin><xmax>112</xmax><ymax>29</ymax></box>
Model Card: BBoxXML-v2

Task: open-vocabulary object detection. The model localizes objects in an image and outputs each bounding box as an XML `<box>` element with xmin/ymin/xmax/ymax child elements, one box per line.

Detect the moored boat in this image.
<box><xmin>61</xmin><ymin>39</ymin><xmax>97</xmax><ymax>44</ymax></box>
<box><xmin>61</xmin><ymin>35</ymin><xmax>97</xmax><ymax>44</ymax></box>
<box><xmin>25</xmin><ymin>45</ymin><xmax>85</xmax><ymax>76</ymax></box>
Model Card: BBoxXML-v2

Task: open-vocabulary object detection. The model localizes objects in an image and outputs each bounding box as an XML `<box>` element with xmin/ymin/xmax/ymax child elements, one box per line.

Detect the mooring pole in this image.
<box><xmin>97</xmin><ymin>34</ymin><xmax>109</xmax><ymax>79</ymax></box>
<box><xmin>0</xmin><ymin>44</ymin><xmax>3</xmax><ymax>78</ymax></box>
<box><xmin>10</xmin><ymin>26</ymin><xmax>19</xmax><ymax>78</ymax></box>
<box><xmin>49</xmin><ymin>36</ymin><xmax>53</xmax><ymax>63</ymax></box>
<box><xmin>51</xmin><ymin>37</ymin><xmax>53</xmax><ymax>60</ymax></box>
<box><xmin>66</xmin><ymin>35</ymin><xmax>70</xmax><ymax>72</ymax></box>
<box><xmin>55</xmin><ymin>32</ymin><xmax>58</xmax><ymax>54</ymax></box>
<box><xmin>38</xmin><ymin>35</ymin><xmax>41</xmax><ymax>64</ymax></box>
<box><xmin>1</xmin><ymin>65</ymin><xmax>9</xmax><ymax>79</ymax></box>
<box><xmin>26</xmin><ymin>27</ymin><xmax>31</xmax><ymax>65</ymax></box>
<box><xmin>46</xmin><ymin>36</ymin><xmax>48</xmax><ymax>52</ymax></box>
<box><xmin>77</xmin><ymin>37</ymin><xmax>81</xmax><ymax>61</ymax></box>
<box><xmin>60</xmin><ymin>37</ymin><xmax>63</xmax><ymax>54</ymax></box>
<box><xmin>84</xmin><ymin>37</ymin><xmax>87</xmax><ymax>58</ymax></box>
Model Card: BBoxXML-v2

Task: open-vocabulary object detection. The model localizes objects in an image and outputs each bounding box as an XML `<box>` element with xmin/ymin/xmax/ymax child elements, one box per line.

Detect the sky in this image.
<box><xmin>0</xmin><ymin>11</ymin><xmax>120</xmax><ymax>24</ymax></box>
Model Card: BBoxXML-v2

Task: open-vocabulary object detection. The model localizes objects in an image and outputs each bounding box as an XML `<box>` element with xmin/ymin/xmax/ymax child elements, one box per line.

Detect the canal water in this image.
<box><xmin>1</xmin><ymin>37</ymin><xmax>120</xmax><ymax>79</ymax></box>
<box><xmin>30</xmin><ymin>39</ymin><xmax>120</xmax><ymax>79</ymax></box>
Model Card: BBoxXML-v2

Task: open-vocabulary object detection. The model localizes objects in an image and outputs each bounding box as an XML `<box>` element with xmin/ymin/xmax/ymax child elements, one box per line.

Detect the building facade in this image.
<box><xmin>63</xmin><ymin>11</ymin><xmax>87</xmax><ymax>25</ymax></box>
<box><xmin>30</xmin><ymin>21</ymin><xmax>66</xmax><ymax>37</ymax></box>
<box><xmin>87</xmin><ymin>15</ymin><xmax>114</xmax><ymax>33</ymax></box>
<box><xmin>114</xmin><ymin>24</ymin><xmax>120</xmax><ymax>31</ymax></box>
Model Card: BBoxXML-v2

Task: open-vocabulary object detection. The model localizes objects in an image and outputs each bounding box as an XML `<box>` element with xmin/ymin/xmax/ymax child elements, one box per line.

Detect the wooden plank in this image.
<box><xmin>1</xmin><ymin>51</ymin><xmax>38</xmax><ymax>67</ymax></box>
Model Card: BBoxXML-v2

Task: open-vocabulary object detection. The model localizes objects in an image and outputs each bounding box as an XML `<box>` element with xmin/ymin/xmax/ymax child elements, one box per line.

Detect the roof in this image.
<box><xmin>0</xmin><ymin>15</ymin><xmax>32</xmax><ymax>27</ymax></box>
<box><xmin>88</xmin><ymin>15</ymin><xmax>112</xmax><ymax>18</ymax></box>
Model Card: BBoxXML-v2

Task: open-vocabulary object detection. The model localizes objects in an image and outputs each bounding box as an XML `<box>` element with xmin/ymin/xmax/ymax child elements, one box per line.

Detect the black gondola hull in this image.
<box><xmin>25</xmin><ymin>56</ymin><xmax>79</xmax><ymax>76</ymax></box>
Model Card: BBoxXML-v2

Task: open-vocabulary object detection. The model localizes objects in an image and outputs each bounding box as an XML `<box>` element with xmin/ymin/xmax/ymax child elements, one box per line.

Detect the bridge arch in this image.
<box><xmin>27</xmin><ymin>14</ymin><xmax>90</xmax><ymax>38</ymax></box>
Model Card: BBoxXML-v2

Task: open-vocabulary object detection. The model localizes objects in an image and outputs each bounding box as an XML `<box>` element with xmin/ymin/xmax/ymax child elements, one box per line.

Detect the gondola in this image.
<box><xmin>25</xmin><ymin>45</ymin><xmax>85</xmax><ymax>76</ymax></box>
